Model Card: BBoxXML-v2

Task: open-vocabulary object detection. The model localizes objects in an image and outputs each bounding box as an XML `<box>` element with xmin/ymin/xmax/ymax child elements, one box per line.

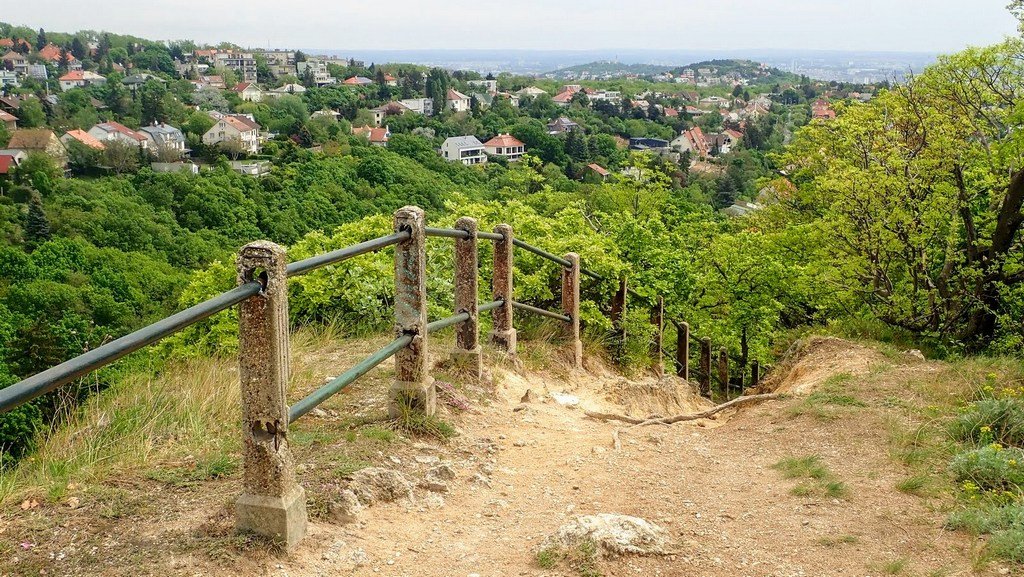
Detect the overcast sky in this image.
<box><xmin>2</xmin><ymin>0</ymin><xmax>1017</xmax><ymax>53</ymax></box>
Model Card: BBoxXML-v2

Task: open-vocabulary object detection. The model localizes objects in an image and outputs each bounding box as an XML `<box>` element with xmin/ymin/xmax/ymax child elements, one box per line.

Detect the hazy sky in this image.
<box><xmin>2</xmin><ymin>0</ymin><xmax>1017</xmax><ymax>53</ymax></box>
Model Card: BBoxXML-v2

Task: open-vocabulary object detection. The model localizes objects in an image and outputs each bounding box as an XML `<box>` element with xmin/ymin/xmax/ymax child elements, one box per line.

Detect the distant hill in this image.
<box><xmin>544</xmin><ymin>58</ymin><xmax>800</xmax><ymax>84</ymax></box>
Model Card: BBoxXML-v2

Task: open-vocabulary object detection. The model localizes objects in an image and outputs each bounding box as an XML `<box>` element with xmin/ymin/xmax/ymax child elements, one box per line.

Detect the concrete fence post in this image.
<box><xmin>489</xmin><ymin>224</ymin><xmax>517</xmax><ymax>356</ymax></box>
<box><xmin>451</xmin><ymin>217</ymin><xmax>482</xmax><ymax>378</ymax></box>
<box><xmin>235</xmin><ymin>241</ymin><xmax>307</xmax><ymax>550</ymax></box>
<box><xmin>699</xmin><ymin>337</ymin><xmax>712</xmax><ymax>397</ymax></box>
<box><xmin>650</xmin><ymin>296</ymin><xmax>664</xmax><ymax>377</ymax></box>
<box><xmin>676</xmin><ymin>321</ymin><xmax>689</xmax><ymax>380</ymax></box>
<box><xmin>562</xmin><ymin>253</ymin><xmax>583</xmax><ymax>368</ymax></box>
<box><xmin>718</xmin><ymin>347</ymin><xmax>729</xmax><ymax>397</ymax></box>
<box><xmin>391</xmin><ymin>206</ymin><xmax>434</xmax><ymax>417</ymax></box>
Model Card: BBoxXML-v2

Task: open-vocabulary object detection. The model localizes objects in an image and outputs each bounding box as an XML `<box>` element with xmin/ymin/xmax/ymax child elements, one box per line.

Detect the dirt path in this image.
<box><xmin>273</xmin><ymin>341</ymin><xmax>995</xmax><ymax>577</ymax></box>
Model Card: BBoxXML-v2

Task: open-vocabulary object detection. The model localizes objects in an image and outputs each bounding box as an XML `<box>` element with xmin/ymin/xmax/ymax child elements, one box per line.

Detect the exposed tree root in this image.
<box><xmin>586</xmin><ymin>393</ymin><xmax>782</xmax><ymax>427</ymax></box>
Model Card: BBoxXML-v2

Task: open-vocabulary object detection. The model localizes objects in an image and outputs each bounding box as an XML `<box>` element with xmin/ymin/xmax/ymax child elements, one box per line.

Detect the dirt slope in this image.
<box><xmin>2</xmin><ymin>338</ymin><xmax>1008</xmax><ymax>576</ymax></box>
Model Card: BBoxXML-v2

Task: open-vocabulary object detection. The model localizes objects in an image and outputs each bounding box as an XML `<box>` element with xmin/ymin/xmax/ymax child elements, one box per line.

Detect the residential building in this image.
<box><xmin>0</xmin><ymin>70</ymin><xmax>19</xmax><ymax>88</ymax></box>
<box><xmin>7</xmin><ymin>129</ymin><xmax>68</xmax><ymax>166</ymax></box>
<box><xmin>447</xmin><ymin>89</ymin><xmax>470</xmax><ymax>113</ymax></box>
<box><xmin>212</xmin><ymin>51</ymin><xmax>257</xmax><ymax>82</ymax></box>
<box><xmin>516</xmin><ymin>86</ymin><xmax>548</xmax><ymax>98</ymax></box>
<box><xmin>589</xmin><ymin>89</ymin><xmax>621</xmax><ymax>104</ymax></box>
<box><xmin>343</xmin><ymin>76</ymin><xmax>373</xmax><ymax>86</ymax></box>
<box><xmin>139</xmin><ymin>123</ymin><xmax>187</xmax><ymax>156</ymax></box>
<box><xmin>88</xmin><ymin>121</ymin><xmax>148</xmax><ymax>149</ymax></box>
<box><xmin>685</xmin><ymin>105</ymin><xmax>708</xmax><ymax>117</ymax></box>
<box><xmin>371</xmin><ymin>101</ymin><xmax>411</xmax><ymax>126</ymax></box>
<box><xmin>1</xmin><ymin>51</ymin><xmax>29</xmax><ymax>75</ymax></box>
<box><xmin>441</xmin><ymin>136</ymin><xmax>486</xmax><ymax>165</ymax></box>
<box><xmin>37</xmin><ymin>43</ymin><xmax>75</xmax><ymax>66</ymax></box>
<box><xmin>547</xmin><ymin>117</ymin><xmax>580</xmax><ymax>134</ymax></box>
<box><xmin>268</xmin><ymin>83</ymin><xmax>307</xmax><ymax>97</ymax></box>
<box><xmin>297</xmin><ymin>60</ymin><xmax>335</xmax><ymax>86</ymax></box>
<box><xmin>203</xmin><ymin>114</ymin><xmax>261</xmax><ymax>154</ymax></box>
<box><xmin>60</xmin><ymin>129</ymin><xmax>105</xmax><ymax>150</ymax></box>
<box><xmin>58</xmin><ymin>71</ymin><xmax>107</xmax><ymax>92</ymax></box>
<box><xmin>671</xmin><ymin>127</ymin><xmax>710</xmax><ymax>159</ymax></box>
<box><xmin>26</xmin><ymin>64</ymin><xmax>48</xmax><ymax>80</ymax></box>
<box><xmin>700</xmin><ymin>96</ymin><xmax>731</xmax><ymax>108</ymax></box>
<box><xmin>382</xmin><ymin>73</ymin><xmax>398</xmax><ymax>87</ymax></box>
<box><xmin>257</xmin><ymin>50</ymin><xmax>297</xmax><ymax>78</ymax></box>
<box><xmin>468</xmin><ymin>79</ymin><xmax>498</xmax><ymax>94</ymax></box>
<box><xmin>400</xmin><ymin>98</ymin><xmax>434</xmax><ymax>116</ymax></box>
<box><xmin>552</xmin><ymin>88</ymin><xmax>577</xmax><ymax>106</ymax></box>
<box><xmin>629</xmin><ymin>137</ymin><xmax>670</xmax><ymax>151</ymax></box>
<box><xmin>709</xmin><ymin>131</ymin><xmax>740</xmax><ymax>156</ymax></box>
<box><xmin>0</xmin><ymin>110</ymin><xmax>16</xmax><ymax>131</ymax></box>
<box><xmin>231</xmin><ymin>82</ymin><xmax>264</xmax><ymax>102</ymax></box>
<box><xmin>483</xmin><ymin>133</ymin><xmax>526</xmax><ymax>162</ymax></box>
<box><xmin>721</xmin><ymin>200</ymin><xmax>763</xmax><ymax>218</ymax></box>
<box><xmin>812</xmin><ymin>99</ymin><xmax>836</xmax><ymax>120</ymax></box>
<box><xmin>584</xmin><ymin>163</ymin><xmax>610</xmax><ymax>182</ymax></box>
<box><xmin>0</xmin><ymin>150</ymin><xmax>27</xmax><ymax>185</ymax></box>
<box><xmin>122</xmin><ymin>73</ymin><xmax>165</xmax><ymax>91</ymax></box>
<box><xmin>352</xmin><ymin>125</ymin><xmax>390</xmax><ymax>147</ymax></box>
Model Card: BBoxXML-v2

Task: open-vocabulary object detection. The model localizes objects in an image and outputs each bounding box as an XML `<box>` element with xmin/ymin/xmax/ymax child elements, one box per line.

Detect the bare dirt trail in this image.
<box><xmin>274</xmin><ymin>339</ymin><xmax>998</xmax><ymax>577</ymax></box>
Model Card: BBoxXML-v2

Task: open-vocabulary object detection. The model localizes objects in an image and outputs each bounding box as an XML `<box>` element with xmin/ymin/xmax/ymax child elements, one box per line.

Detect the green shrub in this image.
<box><xmin>949</xmin><ymin>398</ymin><xmax>1024</xmax><ymax>448</ymax></box>
<box><xmin>949</xmin><ymin>445</ymin><xmax>1024</xmax><ymax>492</ymax></box>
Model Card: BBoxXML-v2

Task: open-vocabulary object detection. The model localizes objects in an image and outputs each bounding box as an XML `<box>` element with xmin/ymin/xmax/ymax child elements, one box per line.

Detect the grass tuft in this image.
<box><xmin>772</xmin><ymin>455</ymin><xmax>850</xmax><ymax>499</ymax></box>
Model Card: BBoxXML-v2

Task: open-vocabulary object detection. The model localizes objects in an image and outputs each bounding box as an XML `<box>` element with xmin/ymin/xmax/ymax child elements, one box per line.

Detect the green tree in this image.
<box><xmin>25</xmin><ymin>193</ymin><xmax>51</xmax><ymax>246</ymax></box>
<box><xmin>35</xmin><ymin>28</ymin><xmax>46</xmax><ymax>50</ymax></box>
<box><xmin>15</xmin><ymin>99</ymin><xmax>47</xmax><ymax>128</ymax></box>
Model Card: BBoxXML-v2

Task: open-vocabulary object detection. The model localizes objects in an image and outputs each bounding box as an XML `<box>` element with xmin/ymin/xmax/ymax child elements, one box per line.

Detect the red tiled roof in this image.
<box><xmin>232</xmin><ymin>82</ymin><xmax>252</xmax><ymax>92</ymax></box>
<box><xmin>663</xmin><ymin>107</ymin><xmax>679</xmax><ymax>117</ymax></box>
<box><xmin>222</xmin><ymin>115</ymin><xmax>260</xmax><ymax>132</ymax></box>
<box><xmin>725</xmin><ymin>129</ymin><xmax>744</xmax><ymax>140</ymax></box>
<box><xmin>38</xmin><ymin>43</ymin><xmax>75</xmax><ymax>62</ymax></box>
<box><xmin>552</xmin><ymin>90</ymin><xmax>576</xmax><ymax>103</ymax></box>
<box><xmin>587</xmin><ymin>163</ymin><xmax>609</xmax><ymax>177</ymax></box>
<box><xmin>483</xmin><ymin>134</ymin><xmax>524</xmax><ymax>148</ymax></box>
<box><xmin>63</xmin><ymin>129</ymin><xmax>105</xmax><ymax>150</ymax></box>
<box><xmin>0</xmin><ymin>154</ymin><xmax>16</xmax><ymax>175</ymax></box>
<box><xmin>0</xmin><ymin>111</ymin><xmax>16</xmax><ymax>123</ymax></box>
<box><xmin>353</xmin><ymin>125</ymin><xmax>389</xmax><ymax>143</ymax></box>
<box><xmin>447</xmin><ymin>88</ymin><xmax>469</xmax><ymax>101</ymax></box>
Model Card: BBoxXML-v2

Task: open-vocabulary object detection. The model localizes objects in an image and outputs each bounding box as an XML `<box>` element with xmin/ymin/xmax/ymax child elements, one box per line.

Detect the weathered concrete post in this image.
<box><xmin>611</xmin><ymin>276</ymin><xmax>628</xmax><ymax>358</ymax></box>
<box><xmin>718</xmin><ymin>347</ymin><xmax>729</xmax><ymax>397</ymax></box>
<box><xmin>676</xmin><ymin>321</ymin><xmax>690</xmax><ymax>380</ymax></box>
<box><xmin>562</xmin><ymin>253</ymin><xmax>583</xmax><ymax>369</ymax></box>
<box><xmin>751</xmin><ymin>359</ymin><xmax>760</xmax><ymax>389</ymax></box>
<box><xmin>699</xmin><ymin>337</ymin><xmax>712</xmax><ymax>397</ymax></box>
<box><xmin>235</xmin><ymin>241</ymin><xmax>307</xmax><ymax>550</ymax></box>
<box><xmin>489</xmin><ymin>224</ymin><xmax>517</xmax><ymax>356</ymax></box>
<box><xmin>451</xmin><ymin>217</ymin><xmax>482</xmax><ymax>378</ymax></box>
<box><xmin>650</xmin><ymin>296</ymin><xmax>664</xmax><ymax>377</ymax></box>
<box><xmin>391</xmin><ymin>206</ymin><xmax>434</xmax><ymax>417</ymax></box>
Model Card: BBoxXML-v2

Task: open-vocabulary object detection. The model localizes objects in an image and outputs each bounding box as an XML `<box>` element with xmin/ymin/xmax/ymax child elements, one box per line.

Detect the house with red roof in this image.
<box><xmin>61</xmin><ymin>129</ymin><xmax>106</xmax><ymax>151</ymax></box>
<box><xmin>58</xmin><ymin>70</ymin><xmax>107</xmax><ymax>91</ymax></box>
<box><xmin>6</xmin><ymin>129</ymin><xmax>68</xmax><ymax>166</ymax></box>
<box><xmin>382</xmin><ymin>73</ymin><xmax>397</xmax><ymax>87</ymax></box>
<box><xmin>811</xmin><ymin>99</ymin><xmax>836</xmax><ymax>120</ymax></box>
<box><xmin>88</xmin><ymin>121</ymin><xmax>148</xmax><ymax>149</ymax></box>
<box><xmin>483</xmin><ymin>133</ymin><xmax>526</xmax><ymax>162</ymax></box>
<box><xmin>0</xmin><ymin>150</ymin><xmax>27</xmax><ymax>181</ymax></box>
<box><xmin>0</xmin><ymin>110</ymin><xmax>16</xmax><ymax>131</ymax></box>
<box><xmin>203</xmin><ymin>114</ymin><xmax>262</xmax><ymax>154</ymax></box>
<box><xmin>352</xmin><ymin>125</ymin><xmax>390</xmax><ymax>147</ymax></box>
<box><xmin>584</xmin><ymin>163</ymin><xmax>610</xmax><ymax>182</ymax></box>
<box><xmin>343</xmin><ymin>76</ymin><xmax>373</xmax><ymax>86</ymax></box>
<box><xmin>37</xmin><ymin>43</ymin><xmax>78</xmax><ymax>68</ymax></box>
<box><xmin>671</xmin><ymin>126</ymin><xmax>710</xmax><ymax>160</ymax></box>
<box><xmin>231</xmin><ymin>82</ymin><xmax>264</xmax><ymax>102</ymax></box>
<box><xmin>447</xmin><ymin>89</ymin><xmax>470</xmax><ymax>113</ymax></box>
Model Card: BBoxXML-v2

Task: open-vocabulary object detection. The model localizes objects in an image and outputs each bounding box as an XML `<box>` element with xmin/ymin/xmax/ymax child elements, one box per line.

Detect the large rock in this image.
<box><xmin>543</xmin><ymin>514</ymin><xmax>669</xmax><ymax>558</ymax></box>
<box><xmin>347</xmin><ymin>468</ymin><xmax>414</xmax><ymax>505</ymax></box>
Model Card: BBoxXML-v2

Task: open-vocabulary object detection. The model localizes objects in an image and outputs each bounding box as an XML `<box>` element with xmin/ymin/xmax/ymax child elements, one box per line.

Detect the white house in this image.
<box><xmin>58</xmin><ymin>71</ymin><xmax>107</xmax><ymax>92</ymax></box>
<box><xmin>516</xmin><ymin>86</ymin><xmax>548</xmax><ymax>98</ymax></box>
<box><xmin>441</xmin><ymin>136</ymin><xmax>486</xmax><ymax>165</ymax></box>
<box><xmin>139</xmin><ymin>123</ymin><xmax>187</xmax><ymax>156</ymax></box>
<box><xmin>88</xmin><ymin>121</ymin><xmax>148</xmax><ymax>149</ymax></box>
<box><xmin>202</xmin><ymin>114</ymin><xmax>261</xmax><ymax>154</ymax></box>
<box><xmin>268</xmin><ymin>83</ymin><xmax>306</xmax><ymax>97</ymax></box>
<box><xmin>483</xmin><ymin>133</ymin><xmax>525</xmax><ymax>162</ymax></box>
<box><xmin>447</xmin><ymin>89</ymin><xmax>470</xmax><ymax>113</ymax></box>
<box><xmin>468</xmin><ymin>79</ymin><xmax>498</xmax><ymax>94</ymax></box>
<box><xmin>231</xmin><ymin>82</ymin><xmax>264</xmax><ymax>102</ymax></box>
<box><xmin>400</xmin><ymin>98</ymin><xmax>434</xmax><ymax>116</ymax></box>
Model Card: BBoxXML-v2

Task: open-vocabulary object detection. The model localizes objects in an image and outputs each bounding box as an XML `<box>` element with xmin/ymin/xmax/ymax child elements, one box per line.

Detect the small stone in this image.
<box><xmin>65</xmin><ymin>497</ymin><xmax>80</xmax><ymax>509</ymax></box>
<box><xmin>592</xmin><ymin>447</ymin><xmax>606</xmax><ymax>454</ymax></box>
<box><xmin>520</xmin><ymin>389</ymin><xmax>538</xmax><ymax>403</ymax></box>
<box><xmin>328</xmin><ymin>489</ymin><xmax>363</xmax><ymax>524</ymax></box>
<box><xmin>513</xmin><ymin>440</ymin><xmax>528</xmax><ymax>447</ymax></box>
<box><xmin>427</xmin><ymin>463</ymin><xmax>456</xmax><ymax>481</ymax></box>
<box><xmin>310</xmin><ymin>408</ymin><xmax>328</xmax><ymax>418</ymax></box>
<box><xmin>421</xmin><ymin>481</ymin><xmax>449</xmax><ymax>493</ymax></box>
<box><xmin>414</xmin><ymin>455</ymin><xmax>440</xmax><ymax>465</ymax></box>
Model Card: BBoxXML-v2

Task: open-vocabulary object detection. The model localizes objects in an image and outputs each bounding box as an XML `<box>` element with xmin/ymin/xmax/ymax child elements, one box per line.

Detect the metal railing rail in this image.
<box><xmin>512</xmin><ymin>301</ymin><xmax>572</xmax><ymax>323</ymax></box>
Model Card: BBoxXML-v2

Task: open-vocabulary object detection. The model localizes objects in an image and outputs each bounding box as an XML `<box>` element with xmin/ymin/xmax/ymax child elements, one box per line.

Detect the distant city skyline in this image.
<box><xmin>0</xmin><ymin>0</ymin><xmax>1017</xmax><ymax>54</ymax></box>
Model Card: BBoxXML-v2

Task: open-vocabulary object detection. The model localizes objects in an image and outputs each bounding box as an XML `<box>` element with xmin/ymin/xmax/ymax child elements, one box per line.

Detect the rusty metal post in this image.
<box><xmin>699</xmin><ymin>337</ymin><xmax>712</xmax><ymax>397</ymax></box>
<box><xmin>676</xmin><ymin>321</ymin><xmax>689</xmax><ymax>380</ymax></box>
<box><xmin>235</xmin><ymin>241</ymin><xmax>307</xmax><ymax>550</ymax></box>
<box><xmin>718</xmin><ymin>347</ymin><xmax>729</xmax><ymax>397</ymax></box>
<box><xmin>650</xmin><ymin>296</ymin><xmax>664</xmax><ymax>377</ymax></box>
<box><xmin>751</xmin><ymin>359</ymin><xmax>760</xmax><ymax>389</ymax></box>
<box><xmin>391</xmin><ymin>206</ymin><xmax>434</xmax><ymax>417</ymax></box>
<box><xmin>489</xmin><ymin>224</ymin><xmax>517</xmax><ymax>356</ymax></box>
<box><xmin>562</xmin><ymin>253</ymin><xmax>583</xmax><ymax>369</ymax></box>
<box><xmin>451</xmin><ymin>217</ymin><xmax>481</xmax><ymax>378</ymax></box>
